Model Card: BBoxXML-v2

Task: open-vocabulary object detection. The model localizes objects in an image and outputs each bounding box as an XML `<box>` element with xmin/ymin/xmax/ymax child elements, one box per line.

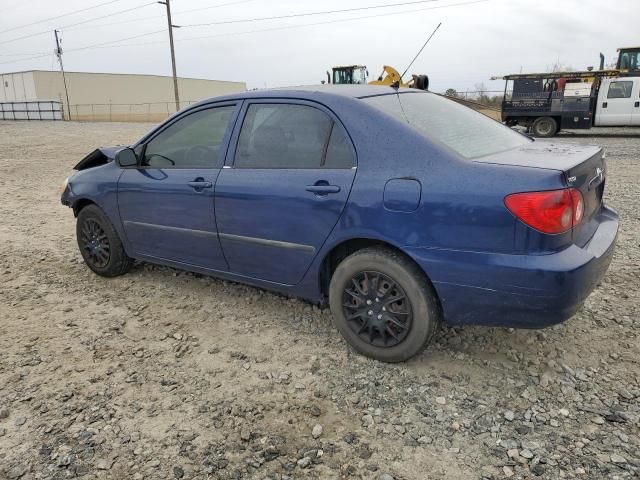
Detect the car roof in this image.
<box><xmin>193</xmin><ymin>84</ymin><xmax>416</xmax><ymax>107</ymax></box>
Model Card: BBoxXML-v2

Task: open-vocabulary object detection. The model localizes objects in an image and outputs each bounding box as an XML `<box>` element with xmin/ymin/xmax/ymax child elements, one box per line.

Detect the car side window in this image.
<box><xmin>324</xmin><ymin>125</ymin><xmax>355</xmax><ymax>168</ymax></box>
<box><xmin>607</xmin><ymin>81</ymin><xmax>633</xmax><ymax>99</ymax></box>
<box><xmin>143</xmin><ymin>105</ymin><xmax>235</xmax><ymax>168</ymax></box>
<box><xmin>235</xmin><ymin>104</ymin><xmax>333</xmax><ymax>168</ymax></box>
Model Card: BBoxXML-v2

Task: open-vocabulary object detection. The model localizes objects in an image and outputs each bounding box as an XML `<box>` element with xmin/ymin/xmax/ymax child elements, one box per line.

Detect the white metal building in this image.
<box><xmin>0</xmin><ymin>70</ymin><xmax>246</xmax><ymax>121</ymax></box>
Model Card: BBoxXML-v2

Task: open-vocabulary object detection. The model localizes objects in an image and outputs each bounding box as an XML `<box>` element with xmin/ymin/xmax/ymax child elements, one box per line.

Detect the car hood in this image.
<box><xmin>473</xmin><ymin>140</ymin><xmax>602</xmax><ymax>172</ymax></box>
<box><xmin>74</xmin><ymin>145</ymin><xmax>126</xmax><ymax>170</ymax></box>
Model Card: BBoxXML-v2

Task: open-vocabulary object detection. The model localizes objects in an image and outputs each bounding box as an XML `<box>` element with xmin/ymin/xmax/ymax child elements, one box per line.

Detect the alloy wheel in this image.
<box><xmin>80</xmin><ymin>218</ymin><xmax>110</xmax><ymax>268</ymax></box>
<box><xmin>342</xmin><ymin>271</ymin><xmax>412</xmax><ymax>348</ymax></box>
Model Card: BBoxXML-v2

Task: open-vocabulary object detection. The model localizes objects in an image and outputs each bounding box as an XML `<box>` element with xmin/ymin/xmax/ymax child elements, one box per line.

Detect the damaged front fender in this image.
<box><xmin>73</xmin><ymin>146</ymin><xmax>126</xmax><ymax>171</ymax></box>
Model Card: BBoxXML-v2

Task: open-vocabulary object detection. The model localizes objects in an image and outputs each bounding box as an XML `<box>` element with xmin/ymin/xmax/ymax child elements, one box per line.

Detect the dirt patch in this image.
<box><xmin>0</xmin><ymin>121</ymin><xmax>638</xmax><ymax>479</ymax></box>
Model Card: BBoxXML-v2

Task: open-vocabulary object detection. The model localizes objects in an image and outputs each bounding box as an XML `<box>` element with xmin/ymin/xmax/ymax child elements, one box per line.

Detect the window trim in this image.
<box><xmin>135</xmin><ymin>102</ymin><xmax>240</xmax><ymax>170</ymax></box>
<box><xmin>225</xmin><ymin>98</ymin><xmax>357</xmax><ymax>170</ymax></box>
<box><xmin>320</xmin><ymin>122</ymin><xmax>334</xmax><ymax>167</ymax></box>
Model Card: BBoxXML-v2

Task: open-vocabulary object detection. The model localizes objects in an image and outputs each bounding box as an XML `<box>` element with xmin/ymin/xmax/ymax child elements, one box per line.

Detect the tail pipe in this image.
<box><xmin>599</xmin><ymin>53</ymin><xmax>605</xmax><ymax>70</ymax></box>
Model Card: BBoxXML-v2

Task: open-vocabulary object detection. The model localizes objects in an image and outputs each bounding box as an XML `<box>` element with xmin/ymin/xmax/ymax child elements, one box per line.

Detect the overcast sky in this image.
<box><xmin>0</xmin><ymin>0</ymin><xmax>637</xmax><ymax>93</ymax></box>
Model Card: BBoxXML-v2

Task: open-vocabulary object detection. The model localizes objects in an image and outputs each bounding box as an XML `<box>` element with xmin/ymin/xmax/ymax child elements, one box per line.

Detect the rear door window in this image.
<box><xmin>362</xmin><ymin>92</ymin><xmax>530</xmax><ymax>159</ymax></box>
<box><xmin>235</xmin><ymin>104</ymin><xmax>333</xmax><ymax>168</ymax></box>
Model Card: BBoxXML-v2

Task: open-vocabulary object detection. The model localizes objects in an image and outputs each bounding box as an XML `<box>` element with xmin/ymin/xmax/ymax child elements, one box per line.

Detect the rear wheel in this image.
<box><xmin>531</xmin><ymin>116</ymin><xmax>558</xmax><ymax>137</ymax></box>
<box><xmin>329</xmin><ymin>247</ymin><xmax>440</xmax><ymax>362</ymax></box>
<box><xmin>76</xmin><ymin>204</ymin><xmax>132</xmax><ymax>277</ymax></box>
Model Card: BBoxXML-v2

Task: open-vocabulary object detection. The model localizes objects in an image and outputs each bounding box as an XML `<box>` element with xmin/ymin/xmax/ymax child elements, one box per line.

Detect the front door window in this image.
<box><xmin>143</xmin><ymin>106</ymin><xmax>235</xmax><ymax>168</ymax></box>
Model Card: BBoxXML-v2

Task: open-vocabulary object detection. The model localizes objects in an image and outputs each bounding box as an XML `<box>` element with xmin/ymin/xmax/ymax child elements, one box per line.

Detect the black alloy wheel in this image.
<box><xmin>329</xmin><ymin>247</ymin><xmax>440</xmax><ymax>362</ymax></box>
<box><xmin>76</xmin><ymin>204</ymin><xmax>132</xmax><ymax>277</ymax></box>
<box><xmin>80</xmin><ymin>218</ymin><xmax>110</xmax><ymax>269</ymax></box>
<box><xmin>342</xmin><ymin>271</ymin><xmax>412</xmax><ymax>348</ymax></box>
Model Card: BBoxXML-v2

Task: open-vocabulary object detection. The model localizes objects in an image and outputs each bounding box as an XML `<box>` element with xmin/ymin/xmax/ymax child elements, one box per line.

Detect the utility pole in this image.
<box><xmin>158</xmin><ymin>0</ymin><xmax>180</xmax><ymax>112</ymax></box>
<box><xmin>54</xmin><ymin>30</ymin><xmax>71</xmax><ymax>121</ymax></box>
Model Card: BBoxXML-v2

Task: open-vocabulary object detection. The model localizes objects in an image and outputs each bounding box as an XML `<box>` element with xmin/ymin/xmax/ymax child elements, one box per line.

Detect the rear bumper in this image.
<box><xmin>406</xmin><ymin>206</ymin><xmax>618</xmax><ymax>328</ymax></box>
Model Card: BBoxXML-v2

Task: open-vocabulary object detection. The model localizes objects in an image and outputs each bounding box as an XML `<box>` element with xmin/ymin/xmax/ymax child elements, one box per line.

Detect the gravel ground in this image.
<box><xmin>0</xmin><ymin>121</ymin><xmax>638</xmax><ymax>480</ymax></box>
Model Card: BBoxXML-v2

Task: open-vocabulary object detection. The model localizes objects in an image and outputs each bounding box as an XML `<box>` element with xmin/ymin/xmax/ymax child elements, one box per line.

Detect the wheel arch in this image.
<box><xmin>318</xmin><ymin>237</ymin><xmax>442</xmax><ymax>313</ymax></box>
<box><xmin>72</xmin><ymin>198</ymin><xmax>98</xmax><ymax>217</ymax></box>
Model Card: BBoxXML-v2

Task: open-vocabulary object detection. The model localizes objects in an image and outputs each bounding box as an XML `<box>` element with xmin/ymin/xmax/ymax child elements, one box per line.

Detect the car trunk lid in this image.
<box><xmin>475</xmin><ymin>141</ymin><xmax>605</xmax><ymax>247</ymax></box>
<box><xmin>564</xmin><ymin>147</ymin><xmax>606</xmax><ymax>247</ymax></box>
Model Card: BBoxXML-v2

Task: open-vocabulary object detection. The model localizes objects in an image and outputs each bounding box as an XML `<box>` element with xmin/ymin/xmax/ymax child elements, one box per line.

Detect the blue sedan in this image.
<box><xmin>61</xmin><ymin>85</ymin><xmax>618</xmax><ymax>362</ymax></box>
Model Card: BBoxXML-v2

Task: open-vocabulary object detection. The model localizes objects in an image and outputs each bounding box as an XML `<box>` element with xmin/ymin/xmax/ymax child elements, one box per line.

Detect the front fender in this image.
<box><xmin>61</xmin><ymin>162</ymin><xmax>131</xmax><ymax>256</ymax></box>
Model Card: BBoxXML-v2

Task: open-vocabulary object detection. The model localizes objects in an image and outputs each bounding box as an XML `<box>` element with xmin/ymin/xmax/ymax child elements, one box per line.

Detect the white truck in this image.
<box><xmin>496</xmin><ymin>46</ymin><xmax>640</xmax><ymax>137</ymax></box>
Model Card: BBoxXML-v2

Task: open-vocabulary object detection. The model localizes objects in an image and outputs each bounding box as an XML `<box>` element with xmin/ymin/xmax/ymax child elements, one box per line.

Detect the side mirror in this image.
<box><xmin>116</xmin><ymin>147</ymin><xmax>138</xmax><ymax>168</ymax></box>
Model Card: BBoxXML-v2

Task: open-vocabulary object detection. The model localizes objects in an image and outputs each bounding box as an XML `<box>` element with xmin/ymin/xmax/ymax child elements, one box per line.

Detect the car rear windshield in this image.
<box><xmin>362</xmin><ymin>92</ymin><xmax>530</xmax><ymax>159</ymax></box>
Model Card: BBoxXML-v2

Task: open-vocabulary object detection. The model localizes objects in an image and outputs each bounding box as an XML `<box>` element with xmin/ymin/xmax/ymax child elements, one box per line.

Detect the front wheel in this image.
<box><xmin>329</xmin><ymin>247</ymin><xmax>440</xmax><ymax>362</ymax></box>
<box><xmin>76</xmin><ymin>204</ymin><xmax>132</xmax><ymax>277</ymax></box>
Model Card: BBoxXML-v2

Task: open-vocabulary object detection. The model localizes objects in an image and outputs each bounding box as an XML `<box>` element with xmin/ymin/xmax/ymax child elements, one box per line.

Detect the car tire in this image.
<box><xmin>76</xmin><ymin>204</ymin><xmax>132</xmax><ymax>277</ymax></box>
<box><xmin>329</xmin><ymin>247</ymin><xmax>440</xmax><ymax>362</ymax></box>
<box><xmin>414</xmin><ymin>74</ymin><xmax>429</xmax><ymax>91</ymax></box>
<box><xmin>531</xmin><ymin>117</ymin><xmax>558</xmax><ymax>137</ymax></box>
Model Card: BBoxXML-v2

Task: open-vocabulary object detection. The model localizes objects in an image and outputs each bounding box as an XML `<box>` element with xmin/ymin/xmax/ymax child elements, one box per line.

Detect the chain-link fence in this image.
<box><xmin>440</xmin><ymin>91</ymin><xmax>503</xmax><ymax>121</ymax></box>
<box><xmin>447</xmin><ymin>89</ymin><xmax>504</xmax><ymax>100</ymax></box>
<box><xmin>65</xmin><ymin>101</ymin><xmax>202</xmax><ymax>123</ymax></box>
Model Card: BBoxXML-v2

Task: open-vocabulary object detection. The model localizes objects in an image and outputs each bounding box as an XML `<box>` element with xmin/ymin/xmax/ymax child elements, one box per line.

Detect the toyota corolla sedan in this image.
<box><xmin>61</xmin><ymin>85</ymin><xmax>618</xmax><ymax>362</ymax></box>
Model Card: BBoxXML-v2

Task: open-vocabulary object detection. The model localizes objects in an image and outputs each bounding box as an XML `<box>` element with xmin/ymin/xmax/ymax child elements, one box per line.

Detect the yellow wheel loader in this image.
<box><xmin>326</xmin><ymin>64</ymin><xmax>429</xmax><ymax>90</ymax></box>
<box><xmin>324</xmin><ymin>23</ymin><xmax>441</xmax><ymax>90</ymax></box>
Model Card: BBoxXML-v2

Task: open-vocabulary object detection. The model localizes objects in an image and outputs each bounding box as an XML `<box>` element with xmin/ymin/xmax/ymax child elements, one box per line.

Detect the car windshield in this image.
<box><xmin>362</xmin><ymin>92</ymin><xmax>530</xmax><ymax>159</ymax></box>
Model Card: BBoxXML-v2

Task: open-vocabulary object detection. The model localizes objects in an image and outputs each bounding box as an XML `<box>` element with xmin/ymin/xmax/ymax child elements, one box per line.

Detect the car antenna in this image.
<box><xmin>399</xmin><ymin>22</ymin><xmax>442</xmax><ymax>83</ymax></box>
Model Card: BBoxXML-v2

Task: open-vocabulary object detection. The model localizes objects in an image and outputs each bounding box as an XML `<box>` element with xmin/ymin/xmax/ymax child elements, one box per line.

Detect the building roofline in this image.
<box><xmin>0</xmin><ymin>69</ymin><xmax>245</xmax><ymax>84</ymax></box>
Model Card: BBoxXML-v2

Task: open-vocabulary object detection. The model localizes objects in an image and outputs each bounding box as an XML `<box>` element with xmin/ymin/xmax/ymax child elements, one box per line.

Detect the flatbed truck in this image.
<box><xmin>494</xmin><ymin>46</ymin><xmax>640</xmax><ymax>137</ymax></box>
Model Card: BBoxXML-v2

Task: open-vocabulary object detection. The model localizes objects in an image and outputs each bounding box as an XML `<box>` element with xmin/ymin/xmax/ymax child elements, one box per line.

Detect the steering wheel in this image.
<box><xmin>185</xmin><ymin>145</ymin><xmax>215</xmax><ymax>165</ymax></box>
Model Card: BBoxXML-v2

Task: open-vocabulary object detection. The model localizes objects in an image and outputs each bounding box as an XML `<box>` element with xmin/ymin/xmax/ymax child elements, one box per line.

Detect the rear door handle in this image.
<box><xmin>602</xmin><ymin>102</ymin><xmax>608</xmax><ymax>108</ymax></box>
<box><xmin>306</xmin><ymin>185</ymin><xmax>341</xmax><ymax>195</ymax></box>
<box><xmin>635</xmin><ymin>101</ymin><xmax>640</xmax><ymax>108</ymax></box>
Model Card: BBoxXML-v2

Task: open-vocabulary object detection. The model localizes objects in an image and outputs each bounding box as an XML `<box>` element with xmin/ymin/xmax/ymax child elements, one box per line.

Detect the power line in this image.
<box><xmin>62</xmin><ymin>0</ymin><xmax>262</xmax><ymax>32</ymax></box>
<box><xmin>0</xmin><ymin>30</ymin><xmax>166</xmax><ymax>66</ymax></box>
<box><xmin>55</xmin><ymin>2</ymin><xmax>157</xmax><ymax>33</ymax></box>
<box><xmin>182</xmin><ymin>0</ymin><xmax>448</xmax><ymax>28</ymax></box>
<box><xmin>0</xmin><ymin>0</ymin><xmax>487</xmax><ymax>67</ymax></box>
<box><xmin>74</xmin><ymin>0</ymin><xmax>488</xmax><ymax>51</ymax></box>
<box><xmin>175</xmin><ymin>0</ymin><xmax>264</xmax><ymax>18</ymax></box>
<box><xmin>0</xmin><ymin>2</ymin><xmax>156</xmax><ymax>47</ymax></box>
<box><xmin>63</xmin><ymin>15</ymin><xmax>167</xmax><ymax>33</ymax></box>
<box><xmin>0</xmin><ymin>52</ymin><xmax>48</xmax><ymax>57</ymax></box>
<box><xmin>0</xmin><ymin>53</ymin><xmax>51</xmax><ymax>66</ymax></box>
<box><xmin>65</xmin><ymin>29</ymin><xmax>167</xmax><ymax>54</ymax></box>
<box><xmin>0</xmin><ymin>0</ymin><xmax>129</xmax><ymax>35</ymax></box>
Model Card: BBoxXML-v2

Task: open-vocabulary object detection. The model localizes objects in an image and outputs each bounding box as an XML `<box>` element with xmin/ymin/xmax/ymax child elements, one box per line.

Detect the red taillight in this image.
<box><xmin>505</xmin><ymin>188</ymin><xmax>584</xmax><ymax>234</ymax></box>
